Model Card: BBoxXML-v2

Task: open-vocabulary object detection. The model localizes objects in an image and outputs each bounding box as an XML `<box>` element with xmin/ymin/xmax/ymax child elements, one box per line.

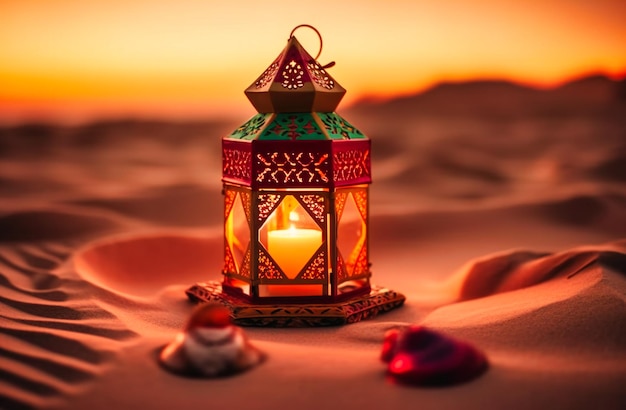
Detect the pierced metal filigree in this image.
<box><xmin>259</xmin><ymin>114</ymin><xmax>322</xmax><ymax>140</ymax></box>
<box><xmin>224</xmin><ymin>243</ymin><xmax>236</xmax><ymax>274</ymax></box>
<box><xmin>257</xmin><ymin>193</ymin><xmax>282</xmax><ymax>223</ymax></box>
<box><xmin>239</xmin><ymin>247</ymin><xmax>251</xmax><ymax>279</ymax></box>
<box><xmin>255</xmin><ymin>57</ymin><xmax>281</xmax><ymax>88</ymax></box>
<box><xmin>336</xmin><ymin>255</ymin><xmax>347</xmax><ymax>282</ymax></box>
<box><xmin>224</xmin><ymin>189</ymin><xmax>237</xmax><ymax>220</ymax></box>
<box><xmin>334</xmin><ymin>192</ymin><xmax>348</xmax><ymax>220</ymax></box>
<box><xmin>257</xmin><ymin>248</ymin><xmax>286</xmax><ymax>280</ymax></box>
<box><xmin>256</xmin><ymin>152</ymin><xmax>330</xmax><ymax>185</ymax></box>
<box><xmin>282</xmin><ymin>59</ymin><xmax>305</xmax><ymax>89</ymax></box>
<box><xmin>318</xmin><ymin>113</ymin><xmax>364</xmax><ymax>140</ymax></box>
<box><xmin>333</xmin><ymin>149</ymin><xmax>370</xmax><ymax>183</ymax></box>
<box><xmin>223</xmin><ymin>148</ymin><xmax>252</xmax><ymax>182</ymax></box>
<box><xmin>353</xmin><ymin>190</ymin><xmax>368</xmax><ymax>221</ymax></box>
<box><xmin>299</xmin><ymin>194</ymin><xmax>326</xmax><ymax>224</ymax></box>
<box><xmin>307</xmin><ymin>62</ymin><xmax>334</xmax><ymax>90</ymax></box>
<box><xmin>229</xmin><ymin>114</ymin><xmax>270</xmax><ymax>140</ymax></box>
<box><xmin>298</xmin><ymin>250</ymin><xmax>327</xmax><ymax>280</ymax></box>
<box><xmin>240</xmin><ymin>191</ymin><xmax>251</xmax><ymax>224</ymax></box>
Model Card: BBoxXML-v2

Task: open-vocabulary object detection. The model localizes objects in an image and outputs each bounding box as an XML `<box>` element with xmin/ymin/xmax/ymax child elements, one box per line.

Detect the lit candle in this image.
<box><xmin>268</xmin><ymin>227</ymin><xmax>321</xmax><ymax>279</ymax></box>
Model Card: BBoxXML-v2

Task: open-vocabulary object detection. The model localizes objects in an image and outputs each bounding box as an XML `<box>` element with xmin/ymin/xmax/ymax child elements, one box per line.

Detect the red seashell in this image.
<box><xmin>380</xmin><ymin>328</ymin><xmax>400</xmax><ymax>363</ymax></box>
<box><xmin>160</xmin><ymin>303</ymin><xmax>265</xmax><ymax>377</ymax></box>
<box><xmin>185</xmin><ymin>303</ymin><xmax>232</xmax><ymax>331</ymax></box>
<box><xmin>381</xmin><ymin>325</ymin><xmax>488</xmax><ymax>386</ymax></box>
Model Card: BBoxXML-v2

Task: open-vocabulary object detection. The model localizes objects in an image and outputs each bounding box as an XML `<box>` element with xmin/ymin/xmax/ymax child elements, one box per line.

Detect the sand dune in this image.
<box><xmin>1</xmin><ymin>224</ymin><xmax>624</xmax><ymax>409</ymax></box>
<box><xmin>1</xmin><ymin>76</ymin><xmax>625</xmax><ymax>409</ymax></box>
<box><xmin>0</xmin><ymin>211</ymin><xmax>121</xmax><ymax>243</ymax></box>
<box><xmin>0</xmin><ymin>242</ymin><xmax>136</xmax><ymax>409</ymax></box>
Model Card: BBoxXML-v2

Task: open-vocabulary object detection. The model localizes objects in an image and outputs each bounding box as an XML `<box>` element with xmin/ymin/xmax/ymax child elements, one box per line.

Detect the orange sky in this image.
<box><xmin>1</xmin><ymin>0</ymin><xmax>626</xmax><ymax>124</ymax></box>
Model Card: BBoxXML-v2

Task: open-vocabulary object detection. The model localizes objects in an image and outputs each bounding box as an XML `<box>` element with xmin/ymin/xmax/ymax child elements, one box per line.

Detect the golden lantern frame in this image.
<box><xmin>186</xmin><ymin>26</ymin><xmax>404</xmax><ymax>326</ymax></box>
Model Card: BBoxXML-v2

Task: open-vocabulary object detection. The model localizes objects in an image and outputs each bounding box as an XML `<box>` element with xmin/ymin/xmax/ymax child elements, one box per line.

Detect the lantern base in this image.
<box><xmin>186</xmin><ymin>281</ymin><xmax>405</xmax><ymax>327</ymax></box>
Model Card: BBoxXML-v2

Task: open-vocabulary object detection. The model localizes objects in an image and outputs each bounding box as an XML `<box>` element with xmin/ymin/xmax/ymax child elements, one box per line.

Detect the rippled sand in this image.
<box><xmin>1</xmin><ymin>77</ymin><xmax>625</xmax><ymax>409</ymax></box>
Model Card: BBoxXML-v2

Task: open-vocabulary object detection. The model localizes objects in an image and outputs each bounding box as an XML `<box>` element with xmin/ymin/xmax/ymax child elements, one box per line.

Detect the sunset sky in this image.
<box><xmin>1</xmin><ymin>0</ymin><xmax>626</xmax><ymax>124</ymax></box>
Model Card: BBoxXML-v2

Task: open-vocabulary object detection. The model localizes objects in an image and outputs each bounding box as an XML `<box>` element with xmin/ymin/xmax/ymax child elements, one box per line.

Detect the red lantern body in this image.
<box><xmin>187</xmin><ymin>28</ymin><xmax>404</xmax><ymax>326</ymax></box>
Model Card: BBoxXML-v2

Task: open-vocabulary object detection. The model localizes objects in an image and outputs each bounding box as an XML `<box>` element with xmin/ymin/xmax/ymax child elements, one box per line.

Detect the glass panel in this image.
<box><xmin>258</xmin><ymin>284</ymin><xmax>323</xmax><ymax>297</ymax></box>
<box><xmin>337</xmin><ymin>192</ymin><xmax>366</xmax><ymax>277</ymax></box>
<box><xmin>226</xmin><ymin>192</ymin><xmax>250</xmax><ymax>274</ymax></box>
<box><xmin>259</xmin><ymin>195</ymin><xmax>323</xmax><ymax>279</ymax></box>
<box><xmin>224</xmin><ymin>277</ymin><xmax>250</xmax><ymax>296</ymax></box>
<box><xmin>338</xmin><ymin>279</ymin><xmax>367</xmax><ymax>294</ymax></box>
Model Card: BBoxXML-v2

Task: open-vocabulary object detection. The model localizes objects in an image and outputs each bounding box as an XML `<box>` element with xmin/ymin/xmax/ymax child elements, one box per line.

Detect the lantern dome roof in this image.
<box><xmin>225</xmin><ymin>112</ymin><xmax>366</xmax><ymax>141</ymax></box>
<box><xmin>245</xmin><ymin>36</ymin><xmax>346</xmax><ymax>113</ymax></box>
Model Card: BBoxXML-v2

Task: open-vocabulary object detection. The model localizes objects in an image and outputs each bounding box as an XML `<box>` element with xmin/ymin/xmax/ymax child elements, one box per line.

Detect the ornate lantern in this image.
<box><xmin>187</xmin><ymin>25</ymin><xmax>404</xmax><ymax>326</ymax></box>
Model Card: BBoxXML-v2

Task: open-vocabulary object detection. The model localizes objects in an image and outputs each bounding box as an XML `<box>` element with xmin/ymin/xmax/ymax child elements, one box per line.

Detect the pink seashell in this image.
<box><xmin>160</xmin><ymin>303</ymin><xmax>264</xmax><ymax>377</ymax></box>
<box><xmin>381</xmin><ymin>325</ymin><xmax>488</xmax><ymax>386</ymax></box>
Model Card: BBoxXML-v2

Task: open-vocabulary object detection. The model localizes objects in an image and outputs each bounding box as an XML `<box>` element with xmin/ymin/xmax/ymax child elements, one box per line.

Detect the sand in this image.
<box><xmin>1</xmin><ymin>78</ymin><xmax>625</xmax><ymax>409</ymax></box>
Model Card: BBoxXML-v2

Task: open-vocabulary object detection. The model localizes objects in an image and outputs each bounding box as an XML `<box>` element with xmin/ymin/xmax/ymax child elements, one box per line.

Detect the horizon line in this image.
<box><xmin>1</xmin><ymin>69</ymin><xmax>624</xmax><ymax>128</ymax></box>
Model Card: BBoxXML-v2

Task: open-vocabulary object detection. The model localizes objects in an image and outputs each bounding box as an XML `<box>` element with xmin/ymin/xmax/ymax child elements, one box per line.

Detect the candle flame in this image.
<box><xmin>289</xmin><ymin>211</ymin><xmax>299</xmax><ymax>230</ymax></box>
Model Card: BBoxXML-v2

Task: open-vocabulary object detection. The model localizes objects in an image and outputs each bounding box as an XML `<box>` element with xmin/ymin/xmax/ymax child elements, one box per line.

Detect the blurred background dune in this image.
<box><xmin>1</xmin><ymin>0</ymin><xmax>625</xmax><ymax>124</ymax></box>
<box><xmin>1</xmin><ymin>0</ymin><xmax>625</xmax><ymax>235</ymax></box>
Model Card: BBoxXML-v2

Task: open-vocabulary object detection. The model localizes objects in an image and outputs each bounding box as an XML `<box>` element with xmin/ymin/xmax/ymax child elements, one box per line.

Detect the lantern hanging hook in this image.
<box><xmin>289</xmin><ymin>24</ymin><xmax>325</xmax><ymax>62</ymax></box>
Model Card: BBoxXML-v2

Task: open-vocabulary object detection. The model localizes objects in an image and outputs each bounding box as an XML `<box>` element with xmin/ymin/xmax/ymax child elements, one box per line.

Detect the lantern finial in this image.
<box><xmin>244</xmin><ymin>26</ymin><xmax>346</xmax><ymax>113</ymax></box>
<box><xmin>289</xmin><ymin>24</ymin><xmax>324</xmax><ymax>61</ymax></box>
<box><xmin>289</xmin><ymin>25</ymin><xmax>336</xmax><ymax>70</ymax></box>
